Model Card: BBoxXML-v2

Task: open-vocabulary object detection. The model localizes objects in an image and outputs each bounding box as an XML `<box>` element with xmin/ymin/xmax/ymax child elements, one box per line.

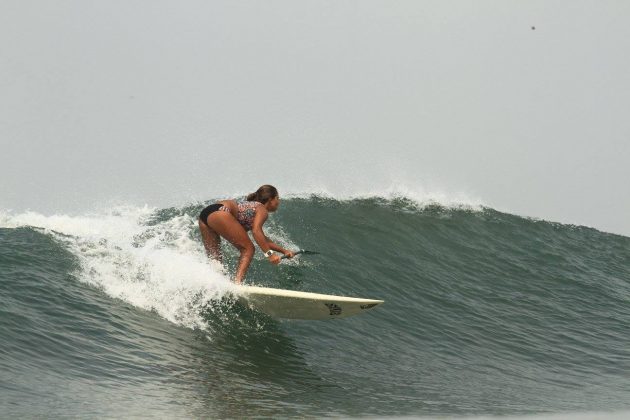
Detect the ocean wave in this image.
<box><xmin>2</xmin><ymin>196</ymin><xmax>630</xmax><ymax>416</ymax></box>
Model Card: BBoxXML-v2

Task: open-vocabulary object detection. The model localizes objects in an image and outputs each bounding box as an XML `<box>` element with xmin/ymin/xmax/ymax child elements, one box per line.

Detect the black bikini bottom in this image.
<box><xmin>199</xmin><ymin>203</ymin><xmax>224</xmax><ymax>226</ymax></box>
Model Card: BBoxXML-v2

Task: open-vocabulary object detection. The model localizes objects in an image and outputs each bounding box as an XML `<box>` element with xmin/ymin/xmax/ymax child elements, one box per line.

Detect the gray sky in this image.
<box><xmin>1</xmin><ymin>1</ymin><xmax>629</xmax><ymax>235</ymax></box>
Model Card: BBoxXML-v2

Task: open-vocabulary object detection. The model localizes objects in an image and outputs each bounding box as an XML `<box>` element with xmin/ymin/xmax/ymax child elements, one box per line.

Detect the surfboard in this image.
<box><xmin>233</xmin><ymin>285</ymin><xmax>384</xmax><ymax>320</ymax></box>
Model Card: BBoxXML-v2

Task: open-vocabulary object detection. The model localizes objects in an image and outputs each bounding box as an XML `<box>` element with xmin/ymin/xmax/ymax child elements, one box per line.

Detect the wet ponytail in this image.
<box><xmin>247</xmin><ymin>185</ymin><xmax>278</xmax><ymax>204</ymax></box>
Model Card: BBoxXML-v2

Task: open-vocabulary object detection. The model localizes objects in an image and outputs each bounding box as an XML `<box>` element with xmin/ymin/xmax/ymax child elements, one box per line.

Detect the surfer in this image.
<box><xmin>198</xmin><ymin>184</ymin><xmax>295</xmax><ymax>284</ymax></box>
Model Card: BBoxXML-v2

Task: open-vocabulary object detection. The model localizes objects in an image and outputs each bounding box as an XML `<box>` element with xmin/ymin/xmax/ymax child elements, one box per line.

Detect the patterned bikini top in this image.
<box><xmin>235</xmin><ymin>201</ymin><xmax>262</xmax><ymax>231</ymax></box>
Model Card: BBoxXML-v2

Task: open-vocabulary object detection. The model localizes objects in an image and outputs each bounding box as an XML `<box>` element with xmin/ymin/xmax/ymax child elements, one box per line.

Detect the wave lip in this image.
<box><xmin>283</xmin><ymin>183</ymin><xmax>486</xmax><ymax>211</ymax></box>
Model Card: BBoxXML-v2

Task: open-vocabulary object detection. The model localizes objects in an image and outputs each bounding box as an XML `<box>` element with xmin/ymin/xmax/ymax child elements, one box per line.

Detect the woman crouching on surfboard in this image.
<box><xmin>198</xmin><ymin>185</ymin><xmax>295</xmax><ymax>284</ymax></box>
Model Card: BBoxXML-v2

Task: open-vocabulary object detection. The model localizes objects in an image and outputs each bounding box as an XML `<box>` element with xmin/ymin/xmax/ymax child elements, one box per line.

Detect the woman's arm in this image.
<box><xmin>251</xmin><ymin>208</ymin><xmax>283</xmax><ymax>263</ymax></box>
<box><xmin>251</xmin><ymin>208</ymin><xmax>294</xmax><ymax>260</ymax></box>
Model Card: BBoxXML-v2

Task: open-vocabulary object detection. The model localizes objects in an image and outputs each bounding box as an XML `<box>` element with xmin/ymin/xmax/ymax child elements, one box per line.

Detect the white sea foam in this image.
<box><xmin>0</xmin><ymin>206</ymin><xmax>239</xmax><ymax>330</ymax></box>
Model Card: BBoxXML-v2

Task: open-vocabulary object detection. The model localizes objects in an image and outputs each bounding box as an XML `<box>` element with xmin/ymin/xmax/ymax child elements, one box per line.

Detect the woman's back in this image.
<box><xmin>219</xmin><ymin>199</ymin><xmax>261</xmax><ymax>231</ymax></box>
<box><xmin>235</xmin><ymin>200</ymin><xmax>261</xmax><ymax>231</ymax></box>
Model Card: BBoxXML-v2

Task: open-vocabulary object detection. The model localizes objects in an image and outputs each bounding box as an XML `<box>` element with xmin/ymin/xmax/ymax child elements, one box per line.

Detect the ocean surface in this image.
<box><xmin>1</xmin><ymin>195</ymin><xmax>629</xmax><ymax>418</ymax></box>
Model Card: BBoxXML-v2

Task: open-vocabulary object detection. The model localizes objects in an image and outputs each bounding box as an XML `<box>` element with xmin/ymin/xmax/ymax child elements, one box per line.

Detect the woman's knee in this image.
<box><xmin>238</xmin><ymin>241</ymin><xmax>255</xmax><ymax>257</ymax></box>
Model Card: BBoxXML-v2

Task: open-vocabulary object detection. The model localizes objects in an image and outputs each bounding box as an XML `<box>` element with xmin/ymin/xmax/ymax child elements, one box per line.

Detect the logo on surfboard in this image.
<box><xmin>324</xmin><ymin>303</ymin><xmax>342</xmax><ymax>316</ymax></box>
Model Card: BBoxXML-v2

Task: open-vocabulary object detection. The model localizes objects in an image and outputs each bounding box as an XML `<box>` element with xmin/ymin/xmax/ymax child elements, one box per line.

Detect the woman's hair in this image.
<box><xmin>247</xmin><ymin>185</ymin><xmax>278</xmax><ymax>204</ymax></box>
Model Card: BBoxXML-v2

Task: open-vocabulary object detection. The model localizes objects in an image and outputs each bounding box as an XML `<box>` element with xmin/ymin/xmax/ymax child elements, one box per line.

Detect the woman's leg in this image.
<box><xmin>206</xmin><ymin>212</ymin><xmax>255</xmax><ymax>284</ymax></box>
<box><xmin>198</xmin><ymin>219</ymin><xmax>222</xmax><ymax>262</ymax></box>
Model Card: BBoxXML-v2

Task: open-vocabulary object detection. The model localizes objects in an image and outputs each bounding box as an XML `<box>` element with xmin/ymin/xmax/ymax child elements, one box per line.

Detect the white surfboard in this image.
<box><xmin>233</xmin><ymin>285</ymin><xmax>384</xmax><ymax>320</ymax></box>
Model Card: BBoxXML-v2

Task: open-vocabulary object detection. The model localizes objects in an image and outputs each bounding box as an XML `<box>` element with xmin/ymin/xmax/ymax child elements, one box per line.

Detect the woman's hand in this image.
<box><xmin>282</xmin><ymin>250</ymin><xmax>295</xmax><ymax>259</ymax></box>
<box><xmin>268</xmin><ymin>254</ymin><xmax>281</xmax><ymax>265</ymax></box>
